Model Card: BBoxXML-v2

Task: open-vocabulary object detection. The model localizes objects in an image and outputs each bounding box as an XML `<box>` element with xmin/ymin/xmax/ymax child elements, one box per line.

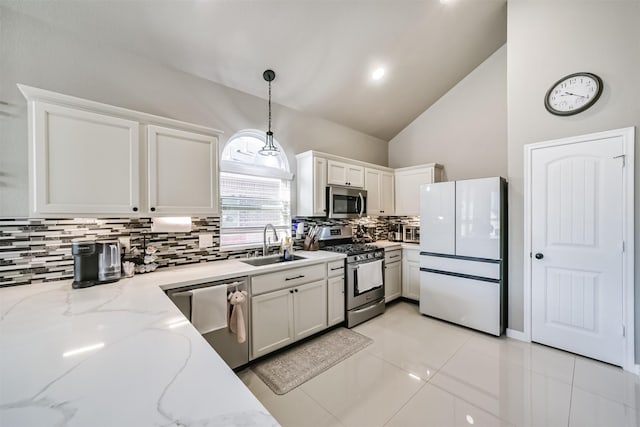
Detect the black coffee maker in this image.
<box><xmin>72</xmin><ymin>240</ymin><xmax>121</xmax><ymax>289</ymax></box>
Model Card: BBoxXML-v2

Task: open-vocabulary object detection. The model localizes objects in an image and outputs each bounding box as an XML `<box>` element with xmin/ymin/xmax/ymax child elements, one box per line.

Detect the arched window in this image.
<box><xmin>219</xmin><ymin>129</ymin><xmax>292</xmax><ymax>249</ymax></box>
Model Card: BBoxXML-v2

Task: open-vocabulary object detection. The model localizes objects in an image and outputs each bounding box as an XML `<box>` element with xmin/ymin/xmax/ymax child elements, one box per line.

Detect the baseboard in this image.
<box><xmin>506</xmin><ymin>328</ymin><xmax>529</xmax><ymax>342</ymax></box>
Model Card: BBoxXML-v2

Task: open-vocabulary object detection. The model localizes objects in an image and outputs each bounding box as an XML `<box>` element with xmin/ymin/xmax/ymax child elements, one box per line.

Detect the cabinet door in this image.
<box><xmin>293</xmin><ymin>280</ymin><xmax>327</xmax><ymax>340</ymax></box>
<box><xmin>327</xmin><ymin>275</ymin><xmax>345</xmax><ymax>326</ymax></box>
<box><xmin>395</xmin><ymin>166</ymin><xmax>435</xmax><ymax>216</ymax></box>
<box><xmin>313</xmin><ymin>157</ymin><xmax>327</xmax><ymax>216</ymax></box>
<box><xmin>365</xmin><ymin>168</ymin><xmax>394</xmax><ymax>215</ymax></box>
<box><xmin>384</xmin><ymin>261</ymin><xmax>402</xmax><ymax>302</ymax></box>
<box><xmin>402</xmin><ymin>259</ymin><xmax>421</xmax><ymax>301</ymax></box>
<box><xmin>147</xmin><ymin>125</ymin><xmax>219</xmax><ymax>215</ymax></box>
<box><xmin>327</xmin><ymin>160</ymin><xmax>348</xmax><ymax>186</ymax></box>
<box><xmin>380</xmin><ymin>171</ymin><xmax>395</xmax><ymax>215</ymax></box>
<box><xmin>347</xmin><ymin>164</ymin><xmax>365</xmax><ymax>188</ymax></box>
<box><xmin>327</xmin><ymin>160</ymin><xmax>364</xmax><ymax>188</ymax></box>
<box><xmin>364</xmin><ymin>168</ymin><xmax>381</xmax><ymax>215</ymax></box>
<box><xmin>251</xmin><ymin>289</ymin><xmax>294</xmax><ymax>359</ymax></box>
<box><xmin>32</xmin><ymin>102</ymin><xmax>140</xmax><ymax>215</ymax></box>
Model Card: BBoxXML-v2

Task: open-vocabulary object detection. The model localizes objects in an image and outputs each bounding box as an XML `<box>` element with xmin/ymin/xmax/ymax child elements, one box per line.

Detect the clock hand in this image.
<box><xmin>564</xmin><ymin>91</ymin><xmax>586</xmax><ymax>98</ymax></box>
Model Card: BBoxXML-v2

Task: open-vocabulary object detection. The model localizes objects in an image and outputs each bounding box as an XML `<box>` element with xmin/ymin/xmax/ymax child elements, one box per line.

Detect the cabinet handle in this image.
<box><xmin>330</xmin><ymin>267</ymin><xmax>344</xmax><ymax>271</ymax></box>
<box><xmin>290</xmin><ymin>289</ymin><xmax>294</xmax><ymax>294</ymax></box>
<box><xmin>294</xmin><ymin>289</ymin><xmax>298</xmax><ymax>292</ymax></box>
<box><xmin>150</xmin><ymin>207</ymin><xmax>156</xmax><ymax>212</ymax></box>
<box><xmin>390</xmin><ymin>255</ymin><xmax>400</xmax><ymax>259</ymax></box>
<box><xmin>380</xmin><ymin>210</ymin><xmax>384</xmax><ymax>213</ymax></box>
<box><xmin>285</xmin><ymin>275</ymin><xmax>305</xmax><ymax>281</ymax></box>
<box><xmin>132</xmin><ymin>207</ymin><xmax>138</xmax><ymax>212</ymax></box>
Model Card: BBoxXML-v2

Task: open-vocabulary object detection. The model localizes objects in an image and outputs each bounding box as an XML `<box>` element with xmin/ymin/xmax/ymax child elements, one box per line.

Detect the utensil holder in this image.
<box><xmin>303</xmin><ymin>236</ymin><xmax>319</xmax><ymax>251</ymax></box>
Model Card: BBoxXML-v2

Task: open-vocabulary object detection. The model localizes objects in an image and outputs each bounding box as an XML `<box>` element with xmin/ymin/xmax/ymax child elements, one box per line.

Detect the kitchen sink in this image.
<box><xmin>240</xmin><ymin>254</ymin><xmax>306</xmax><ymax>267</ymax></box>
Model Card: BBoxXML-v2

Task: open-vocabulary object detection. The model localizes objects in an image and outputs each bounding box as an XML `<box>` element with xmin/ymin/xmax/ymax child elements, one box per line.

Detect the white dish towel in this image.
<box><xmin>190</xmin><ymin>285</ymin><xmax>228</xmax><ymax>334</ymax></box>
<box><xmin>357</xmin><ymin>260</ymin><xmax>384</xmax><ymax>293</ymax></box>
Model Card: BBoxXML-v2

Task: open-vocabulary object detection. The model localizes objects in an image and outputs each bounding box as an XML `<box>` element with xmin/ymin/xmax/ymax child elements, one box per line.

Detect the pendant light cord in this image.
<box><xmin>268</xmin><ymin>79</ymin><xmax>272</xmax><ymax>133</ymax></box>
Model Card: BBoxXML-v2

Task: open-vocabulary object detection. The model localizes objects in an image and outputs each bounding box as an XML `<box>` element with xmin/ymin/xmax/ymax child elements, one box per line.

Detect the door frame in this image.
<box><xmin>523</xmin><ymin>126</ymin><xmax>636</xmax><ymax>372</ymax></box>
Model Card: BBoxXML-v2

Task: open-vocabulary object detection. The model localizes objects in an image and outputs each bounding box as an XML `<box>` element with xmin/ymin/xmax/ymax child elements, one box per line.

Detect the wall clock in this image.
<box><xmin>544</xmin><ymin>72</ymin><xmax>603</xmax><ymax>116</ymax></box>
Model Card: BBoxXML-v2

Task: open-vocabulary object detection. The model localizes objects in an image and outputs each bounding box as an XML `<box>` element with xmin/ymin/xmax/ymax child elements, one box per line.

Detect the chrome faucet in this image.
<box><xmin>263</xmin><ymin>224</ymin><xmax>279</xmax><ymax>256</ymax></box>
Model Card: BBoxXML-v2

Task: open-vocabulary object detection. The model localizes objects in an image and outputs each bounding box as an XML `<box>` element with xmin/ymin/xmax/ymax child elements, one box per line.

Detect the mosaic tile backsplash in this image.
<box><xmin>0</xmin><ymin>217</ymin><xmax>229</xmax><ymax>288</ymax></box>
<box><xmin>0</xmin><ymin>215</ymin><xmax>418</xmax><ymax>287</ymax></box>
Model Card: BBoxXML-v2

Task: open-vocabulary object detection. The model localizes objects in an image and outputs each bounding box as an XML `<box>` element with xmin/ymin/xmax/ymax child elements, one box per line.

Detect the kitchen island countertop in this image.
<box><xmin>0</xmin><ymin>250</ymin><xmax>344</xmax><ymax>426</ymax></box>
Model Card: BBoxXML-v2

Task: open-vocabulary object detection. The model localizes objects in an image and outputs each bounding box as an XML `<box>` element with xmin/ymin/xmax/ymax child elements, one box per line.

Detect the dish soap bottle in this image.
<box><xmin>283</xmin><ymin>236</ymin><xmax>293</xmax><ymax>261</ymax></box>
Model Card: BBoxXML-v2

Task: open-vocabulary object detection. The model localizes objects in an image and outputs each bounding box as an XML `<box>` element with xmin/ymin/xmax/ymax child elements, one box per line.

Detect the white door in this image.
<box><xmin>531</xmin><ymin>136</ymin><xmax>625</xmax><ymax>366</ymax></box>
<box><xmin>420</xmin><ymin>181</ymin><xmax>455</xmax><ymax>255</ymax></box>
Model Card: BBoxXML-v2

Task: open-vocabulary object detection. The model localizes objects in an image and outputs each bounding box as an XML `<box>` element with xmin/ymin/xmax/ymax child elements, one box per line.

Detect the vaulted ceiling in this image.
<box><xmin>4</xmin><ymin>0</ymin><xmax>507</xmax><ymax>140</ymax></box>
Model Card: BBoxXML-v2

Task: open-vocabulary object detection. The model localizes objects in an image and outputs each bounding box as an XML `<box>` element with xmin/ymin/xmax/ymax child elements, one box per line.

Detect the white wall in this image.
<box><xmin>0</xmin><ymin>7</ymin><xmax>388</xmax><ymax>217</ymax></box>
<box><xmin>507</xmin><ymin>1</ymin><xmax>640</xmax><ymax>355</ymax></box>
<box><xmin>388</xmin><ymin>45</ymin><xmax>507</xmax><ymax>181</ymax></box>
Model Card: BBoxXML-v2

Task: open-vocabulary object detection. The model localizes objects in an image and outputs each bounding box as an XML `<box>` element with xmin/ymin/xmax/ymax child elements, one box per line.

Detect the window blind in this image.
<box><xmin>220</xmin><ymin>172</ymin><xmax>291</xmax><ymax>247</ymax></box>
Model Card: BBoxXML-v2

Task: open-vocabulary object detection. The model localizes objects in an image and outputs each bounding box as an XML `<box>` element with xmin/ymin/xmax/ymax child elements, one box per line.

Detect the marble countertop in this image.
<box><xmin>0</xmin><ymin>250</ymin><xmax>344</xmax><ymax>426</ymax></box>
<box><xmin>371</xmin><ymin>240</ymin><xmax>420</xmax><ymax>251</ymax></box>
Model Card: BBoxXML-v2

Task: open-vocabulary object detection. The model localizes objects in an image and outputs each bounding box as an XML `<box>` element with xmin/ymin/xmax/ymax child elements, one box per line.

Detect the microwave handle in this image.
<box><xmin>358</xmin><ymin>192</ymin><xmax>364</xmax><ymax>217</ymax></box>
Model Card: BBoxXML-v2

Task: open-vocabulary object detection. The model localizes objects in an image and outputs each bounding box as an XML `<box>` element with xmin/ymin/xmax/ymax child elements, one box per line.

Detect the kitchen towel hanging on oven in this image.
<box><xmin>356</xmin><ymin>260</ymin><xmax>383</xmax><ymax>293</ymax></box>
<box><xmin>190</xmin><ymin>285</ymin><xmax>228</xmax><ymax>334</ymax></box>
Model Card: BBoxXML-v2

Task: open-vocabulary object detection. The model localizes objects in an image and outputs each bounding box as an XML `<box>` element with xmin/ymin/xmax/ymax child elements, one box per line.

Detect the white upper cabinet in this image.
<box><xmin>30</xmin><ymin>102</ymin><xmax>140</xmax><ymax>216</ymax></box>
<box><xmin>147</xmin><ymin>125</ymin><xmax>219</xmax><ymax>215</ymax></box>
<box><xmin>327</xmin><ymin>160</ymin><xmax>364</xmax><ymax>188</ymax></box>
<box><xmin>365</xmin><ymin>168</ymin><xmax>395</xmax><ymax>216</ymax></box>
<box><xmin>296</xmin><ymin>152</ymin><xmax>327</xmax><ymax>217</ymax></box>
<box><xmin>395</xmin><ymin>163</ymin><xmax>443</xmax><ymax>216</ymax></box>
<box><xmin>19</xmin><ymin>85</ymin><xmax>222</xmax><ymax>217</ymax></box>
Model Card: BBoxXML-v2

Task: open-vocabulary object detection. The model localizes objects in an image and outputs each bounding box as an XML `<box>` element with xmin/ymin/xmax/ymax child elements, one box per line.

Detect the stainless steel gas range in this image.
<box><xmin>317</xmin><ymin>226</ymin><xmax>386</xmax><ymax>328</ymax></box>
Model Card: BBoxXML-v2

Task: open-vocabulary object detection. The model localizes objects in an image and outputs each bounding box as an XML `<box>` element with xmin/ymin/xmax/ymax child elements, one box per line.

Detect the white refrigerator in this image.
<box><xmin>419</xmin><ymin>177</ymin><xmax>506</xmax><ymax>336</ymax></box>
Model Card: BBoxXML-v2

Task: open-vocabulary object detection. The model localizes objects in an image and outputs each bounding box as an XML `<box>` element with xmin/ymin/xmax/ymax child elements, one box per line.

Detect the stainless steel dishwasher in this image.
<box><xmin>166</xmin><ymin>277</ymin><xmax>250</xmax><ymax>369</ymax></box>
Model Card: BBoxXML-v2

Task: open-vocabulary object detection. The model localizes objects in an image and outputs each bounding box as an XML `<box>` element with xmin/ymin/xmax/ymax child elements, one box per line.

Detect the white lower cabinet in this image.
<box><xmin>402</xmin><ymin>248</ymin><xmax>421</xmax><ymax>300</ymax></box>
<box><xmin>293</xmin><ymin>280</ymin><xmax>328</xmax><ymax>340</ymax></box>
<box><xmin>251</xmin><ymin>266</ymin><xmax>328</xmax><ymax>360</ymax></box>
<box><xmin>384</xmin><ymin>249</ymin><xmax>402</xmax><ymax>302</ymax></box>
<box><xmin>251</xmin><ymin>288</ymin><xmax>294</xmax><ymax>358</ymax></box>
<box><xmin>385</xmin><ymin>261</ymin><xmax>402</xmax><ymax>302</ymax></box>
<box><xmin>327</xmin><ymin>276</ymin><xmax>345</xmax><ymax>326</ymax></box>
<box><xmin>327</xmin><ymin>260</ymin><xmax>345</xmax><ymax>326</ymax></box>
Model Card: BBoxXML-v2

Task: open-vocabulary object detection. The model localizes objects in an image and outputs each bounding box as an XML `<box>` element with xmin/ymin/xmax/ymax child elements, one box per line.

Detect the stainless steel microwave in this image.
<box><xmin>326</xmin><ymin>186</ymin><xmax>367</xmax><ymax>218</ymax></box>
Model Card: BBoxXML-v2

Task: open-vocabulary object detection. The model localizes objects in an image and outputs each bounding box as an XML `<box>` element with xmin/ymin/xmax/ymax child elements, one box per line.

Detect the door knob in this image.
<box><xmin>535</xmin><ymin>253</ymin><xmax>544</xmax><ymax>260</ymax></box>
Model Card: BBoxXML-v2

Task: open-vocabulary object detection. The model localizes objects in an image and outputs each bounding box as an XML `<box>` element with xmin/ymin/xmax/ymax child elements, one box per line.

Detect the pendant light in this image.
<box><xmin>259</xmin><ymin>69</ymin><xmax>279</xmax><ymax>156</ymax></box>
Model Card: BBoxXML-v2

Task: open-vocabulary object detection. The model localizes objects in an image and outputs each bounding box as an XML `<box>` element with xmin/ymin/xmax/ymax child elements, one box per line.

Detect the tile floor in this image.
<box><xmin>237</xmin><ymin>301</ymin><xmax>640</xmax><ymax>427</ymax></box>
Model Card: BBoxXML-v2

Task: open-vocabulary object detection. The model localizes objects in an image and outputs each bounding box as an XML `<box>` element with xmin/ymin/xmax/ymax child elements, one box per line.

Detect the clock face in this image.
<box><xmin>544</xmin><ymin>72</ymin><xmax>603</xmax><ymax>116</ymax></box>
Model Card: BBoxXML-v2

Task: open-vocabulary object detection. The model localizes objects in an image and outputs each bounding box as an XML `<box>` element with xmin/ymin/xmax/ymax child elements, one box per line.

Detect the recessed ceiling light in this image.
<box><xmin>372</xmin><ymin>67</ymin><xmax>385</xmax><ymax>80</ymax></box>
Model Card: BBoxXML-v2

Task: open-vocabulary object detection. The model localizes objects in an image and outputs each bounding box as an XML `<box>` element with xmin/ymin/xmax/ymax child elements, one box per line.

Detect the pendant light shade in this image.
<box><xmin>259</xmin><ymin>69</ymin><xmax>279</xmax><ymax>156</ymax></box>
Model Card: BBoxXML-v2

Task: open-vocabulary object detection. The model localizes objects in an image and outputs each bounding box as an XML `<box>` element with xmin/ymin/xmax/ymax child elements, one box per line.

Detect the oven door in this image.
<box><xmin>346</xmin><ymin>260</ymin><xmax>385</xmax><ymax>310</ymax></box>
<box><xmin>327</xmin><ymin>186</ymin><xmax>367</xmax><ymax>218</ymax></box>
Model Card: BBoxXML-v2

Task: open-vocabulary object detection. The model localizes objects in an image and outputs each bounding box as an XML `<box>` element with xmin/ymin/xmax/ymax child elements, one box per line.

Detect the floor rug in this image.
<box><xmin>251</xmin><ymin>328</ymin><xmax>373</xmax><ymax>395</ymax></box>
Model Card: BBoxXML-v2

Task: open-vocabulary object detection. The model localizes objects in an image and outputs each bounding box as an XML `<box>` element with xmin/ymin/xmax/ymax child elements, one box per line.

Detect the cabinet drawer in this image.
<box><xmin>327</xmin><ymin>260</ymin><xmax>345</xmax><ymax>277</ymax></box>
<box><xmin>385</xmin><ymin>249</ymin><xmax>402</xmax><ymax>264</ymax></box>
<box><xmin>251</xmin><ymin>263</ymin><xmax>325</xmax><ymax>295</ymax></box>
